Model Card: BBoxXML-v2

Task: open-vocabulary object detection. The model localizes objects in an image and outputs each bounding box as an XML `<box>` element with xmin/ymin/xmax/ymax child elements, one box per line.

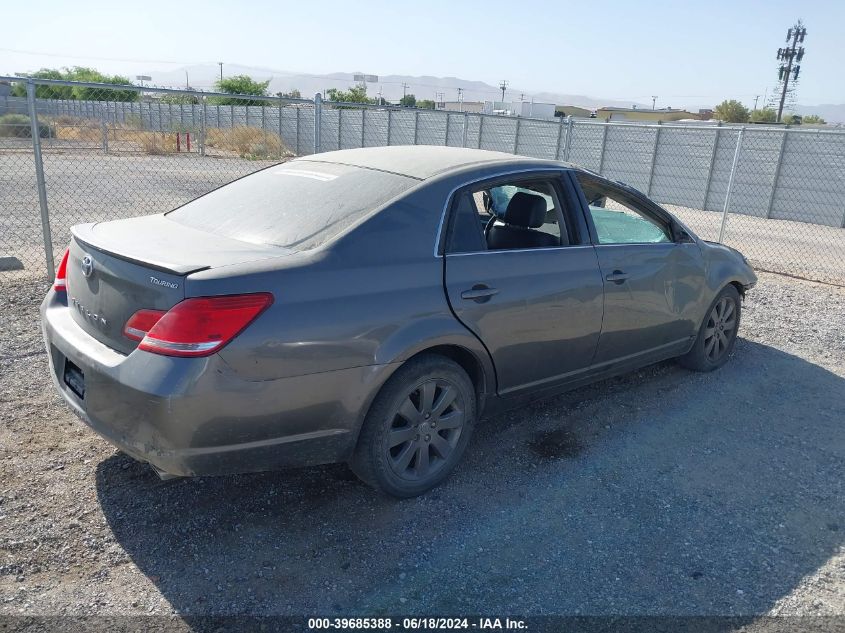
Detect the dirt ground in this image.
<box><xmin>0</xmin><ymin>271</ymin><xmax>843</xmax><ymax>621</ymax></box>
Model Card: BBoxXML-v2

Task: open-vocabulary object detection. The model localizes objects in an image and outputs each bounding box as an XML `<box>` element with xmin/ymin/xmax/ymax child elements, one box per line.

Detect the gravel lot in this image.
<box><xmin>1</xmin><ymin>271</ymin><xmax>843</xmax><ymax>620</ymax></box>
<box><xmin>0</xmin><ymin>273</ymin><xmax>845</xmax><ymax>615</ymax></box>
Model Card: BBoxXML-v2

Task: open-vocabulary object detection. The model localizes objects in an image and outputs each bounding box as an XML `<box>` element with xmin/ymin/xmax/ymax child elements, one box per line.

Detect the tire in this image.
<box><xmin>351</xmin><ymin>354</ymin><xmax>476</xmax><ymax>498</ymax></box>
<box><xmin>679</xmin><ymin>284</ymin><xmax>742</xmax><ymax>372</ymax></box>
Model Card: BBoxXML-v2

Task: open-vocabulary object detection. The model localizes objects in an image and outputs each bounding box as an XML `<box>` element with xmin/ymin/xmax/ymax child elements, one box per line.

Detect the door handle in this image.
<box><xmin>461</xmin><ymin>285</ymin><xmax>499</xmax><ymax>302</ymax></box>
<box><xmin>605</xmin><ymin>270</ymin><xmax>629</xmax><ymax>284</ymax></box>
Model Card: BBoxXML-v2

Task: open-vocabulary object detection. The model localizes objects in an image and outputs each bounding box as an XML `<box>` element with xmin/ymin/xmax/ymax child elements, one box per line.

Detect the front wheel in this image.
<box><xmin>679</xmin><ymin>285</ymin><xmax>741</xmax><ymax>372</ymax></box>
<box><xmin>351</xmin><ymin>355</ymin><xmax>476</xmax><ymax>498</ymax></box>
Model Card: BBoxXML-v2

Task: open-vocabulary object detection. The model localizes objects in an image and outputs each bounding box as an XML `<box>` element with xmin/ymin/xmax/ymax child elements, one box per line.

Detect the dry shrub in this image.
<box><xmin>205</xmin><ymin>126</ymin><xmax>290</xmax><ymax>159</ymax></box>
<box><xmin>52</xmin><ymin>120</ymin><xmax>101</xmax><ymax>143</ymax></box>
<box><xmin>120</xmin><ymin>130</ymin><xmax>180</xmax><ymax>155</ymax></box>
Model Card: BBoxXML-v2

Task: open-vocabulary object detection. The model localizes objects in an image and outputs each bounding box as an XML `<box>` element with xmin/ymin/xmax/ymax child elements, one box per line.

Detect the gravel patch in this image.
<box><xmin>0</xmin><ymin>272</ymin><xmax>843</xmax><ymax>617</ymax></box>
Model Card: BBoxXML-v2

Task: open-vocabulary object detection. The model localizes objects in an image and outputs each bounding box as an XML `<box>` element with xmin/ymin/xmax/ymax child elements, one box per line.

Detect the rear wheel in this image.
<box><xmin>679</xmin><ymin>285</ymin><xmax>741</xmax><ymax>372</ymax></box>
<box><xmin>351</xmin><ymin>355</ymin><xmax>476</xmax><ymax>498</ymax></box>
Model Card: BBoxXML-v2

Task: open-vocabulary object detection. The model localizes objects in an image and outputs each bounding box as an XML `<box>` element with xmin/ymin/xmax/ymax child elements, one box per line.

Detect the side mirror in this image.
<box><xmin>674</xmin><ymin>225</ymin><xmax>695</xmax><ymax>243</ymax></box>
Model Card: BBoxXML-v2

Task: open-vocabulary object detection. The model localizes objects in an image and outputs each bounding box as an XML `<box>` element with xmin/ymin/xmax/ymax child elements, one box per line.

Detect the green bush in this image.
<box><xmin>0</xmin><ymin>113</ymin><xmax>53</xmax><ymax>138</ymax></box>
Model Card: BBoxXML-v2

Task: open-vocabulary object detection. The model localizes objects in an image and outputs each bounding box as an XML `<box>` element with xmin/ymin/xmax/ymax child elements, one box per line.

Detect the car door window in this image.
<box><xmin>447</xmin><ymin>177</ymin><xmax>571</xmax><ymax>253</ymax></box>
<box><xmin>576</xmin><ymin>175</ymin><xmax>671</xmax><ymax>245</ymax></box>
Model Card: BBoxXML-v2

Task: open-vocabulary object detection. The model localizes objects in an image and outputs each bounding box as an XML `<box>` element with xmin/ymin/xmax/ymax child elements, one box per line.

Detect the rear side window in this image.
<box><xmin>167</xmin><ymin>161</ymin><xmax>417</xmax><ymax>250</ymax></box>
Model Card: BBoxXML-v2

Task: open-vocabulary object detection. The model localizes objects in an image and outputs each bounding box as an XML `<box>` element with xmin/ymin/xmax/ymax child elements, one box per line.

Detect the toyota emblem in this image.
<box><xmin>81</xmin><ymin>254</ymin><xmax>94</xmax><ymax>278</ymax></box>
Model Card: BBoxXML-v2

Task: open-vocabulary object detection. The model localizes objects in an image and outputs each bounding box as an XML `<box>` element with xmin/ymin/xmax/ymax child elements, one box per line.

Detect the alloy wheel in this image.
<box><xmin>386</xmin><ymin>378</ymin><xmax>465</xmax><ymax>481</ymax></box>
<box><xmin>704</xmin><ymin>296</ymin><xmax>737</xmax><ymax>362</ymax></box>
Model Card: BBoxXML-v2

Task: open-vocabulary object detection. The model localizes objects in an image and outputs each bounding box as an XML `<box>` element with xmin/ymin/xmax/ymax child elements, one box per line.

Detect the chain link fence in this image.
<box><xmin>1</xmin><ymin>76</ymin><xmax>843</xmax><ymax>285</ymax></box>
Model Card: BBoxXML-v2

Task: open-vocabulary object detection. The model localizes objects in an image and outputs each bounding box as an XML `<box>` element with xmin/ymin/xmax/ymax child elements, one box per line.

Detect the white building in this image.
<box><xmin>481</xmin><ymin>100</ymin><xmax>556</xmax><ymax>120</ymax></box>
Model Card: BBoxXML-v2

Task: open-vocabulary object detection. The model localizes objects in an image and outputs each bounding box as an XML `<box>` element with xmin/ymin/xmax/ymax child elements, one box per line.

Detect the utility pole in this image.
<box><xmin>753</xmin><ymin>95</ymin><xmax>760</xmax><ymax>111</ymax></box>
<box><xmin>775</xmin><ymin>20</ymin><xmax>807</xmax><ymax>123</ymax></box>
<box><xmin>457</xmin><ymin>87</ymin><xmax>463</xmax><ymax>112</ymax></box>
<box><xmin>218</xmin><ymin>62</ymin><xmax>223</xmax><ymax>81</ymax></box>
<box><xmin>499</xmin><ymin>80</ymin><xmax>508</xmax><ymax>102</ymax></box>
<box><xmin>651</xmin><ymin>95</ymin><xmax>658</xmax><ymax>110</ymax></box>
<box><xmin>401</xmin><ymin>82</ymin><xmax>409</xmax><ymax>100</ymax></box>
<box><xmin>435</xmin><ymin>92</ymin><xmax>444</xmax><ymax>108</ymax></box>
<box><xmin>185</xmin><ymin>70</ymin><xmax>189</xmax><ymax>89</ymax></box>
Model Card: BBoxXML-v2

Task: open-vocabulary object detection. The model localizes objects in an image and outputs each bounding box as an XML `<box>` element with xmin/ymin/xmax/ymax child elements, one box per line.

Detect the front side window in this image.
<box><xmin>447</xmin><ymin>177</ymin><xmax>570</xmax><ymax>253</ymax></box>
<box><xmin>575</xmin><ymin>174</ymin><xmax>671</xmax><ymax>245</ymax></box>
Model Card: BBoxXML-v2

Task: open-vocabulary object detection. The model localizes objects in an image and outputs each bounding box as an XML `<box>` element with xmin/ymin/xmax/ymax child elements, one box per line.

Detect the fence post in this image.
<box><xmin>554</xmin><ymin>116</ymin><xmax>565</xmax><ymax>160</ymax></box>
<box><xmin>513</xmin><ymin>118</ymin><xmax>521</xmax><ymax>154</ymax></box>
<box><xmin>278</xmin><ymin>96</ymin><xmax>284</xmax><ymax>158</ymax></box>
<box><xmin>387</xmin><ymin>109</ymin><xmax>392</xmax><ymax>146</ymax></box>
<box><xmin>313</xmin><ymin>92</ymin><xmax>322</xmax><ymax>154</ymax></box>
<box><xmin>702</xmin><ymin>123</ymin><xmax>721</xmax><ymax>211</ymax></box>
<box><xmin>26</xmin><ymin>79</ymin><xmax>55</xmax><ymax>279</ymax></box>
<box><xmin>646</xmin><ymin>121</ymin><xmax>662</xmax><ymax>197</ymax></box>
<box><xmin>462</xmin><ymin>112</ymin><xmax>469</xmax><ymax>148</ymax></box>
<box><xmin>361</xmin><ymin>108</ymin><xmax>366</xmax><ymax>148</ymax></box>
<box><xmin>261</xmin><ymin>101</ymin><xmax>267</xmax><ymax>153</ymax></box>
<box><xmin>337</xmin><ymin>108</ymin><xmax>343</xmax><ymax>150</ymax></box>
<box><xmin>563</xmin><ymin>117</ymin><xmax>574</xmax><ymax>162</ymax></box>
<box><xmin>413</xmin><ymin>110</ymin><xmax>419</xmax><ymax>145</ymax></box>
<box><xmin>597</xmin><ymin>124</ymin><xmax>609</xmax><ymax>174</ymax></box>
<box><xmin>766</xmin><ymin>130</ymin><xmax>788</xmax><ymax>219</ymax></box>
<box><xmin>200</xmin><ymin>96</ymin><xmax>207</xmax><ymax>157</ymax></box>
<box><xmin>101</xmin><ymin>119</ymin><xmax>108</xmax><ymax>154</ymax></box>
<box><xmin>718</xmin><ymin>127</ymin><xmax>745</xmax><ymax>243</ymax></box>
<box><xmin>477</xmin><ymin>115</ymin><xmax>484</xmax><ymax>149</ymax></box>
<box><xmin>295</xmin><ymin>106</ymin><xmax>301</xmax><ymax>155</ymax></box>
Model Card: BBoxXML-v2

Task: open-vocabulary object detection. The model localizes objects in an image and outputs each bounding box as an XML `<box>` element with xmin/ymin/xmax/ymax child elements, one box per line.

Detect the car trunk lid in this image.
<box><xmin>66</xmin><ymin>214</ymin><xmax>287</xmax><ymax>354</ymax></box>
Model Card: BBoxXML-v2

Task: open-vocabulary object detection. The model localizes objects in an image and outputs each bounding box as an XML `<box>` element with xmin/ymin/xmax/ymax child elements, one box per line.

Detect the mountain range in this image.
<box><xmin>145</xmin><ymin>64</ymin><xmax>844</xmax><ymax>123</ymax></box>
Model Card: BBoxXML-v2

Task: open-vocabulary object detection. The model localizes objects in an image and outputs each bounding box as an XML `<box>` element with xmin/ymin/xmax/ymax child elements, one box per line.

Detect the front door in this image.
<box><xmin>572</xmin><ymin>173</ymin><xmax>704</xmax><ymax>364</ymax></box>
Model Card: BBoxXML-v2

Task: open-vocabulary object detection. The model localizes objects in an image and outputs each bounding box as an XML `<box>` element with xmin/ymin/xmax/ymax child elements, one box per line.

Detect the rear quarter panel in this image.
<box><xmin>186</xmin><ymin>180</ymin><xmax>494</xmax><ymax>394</ymax></box>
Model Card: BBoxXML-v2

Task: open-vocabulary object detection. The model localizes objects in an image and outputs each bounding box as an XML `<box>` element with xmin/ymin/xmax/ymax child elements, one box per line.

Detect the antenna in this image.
<box><xmin>499</xmin><ymin>80</ymin><xmax>509</xmax><ymax>101</ymax></box>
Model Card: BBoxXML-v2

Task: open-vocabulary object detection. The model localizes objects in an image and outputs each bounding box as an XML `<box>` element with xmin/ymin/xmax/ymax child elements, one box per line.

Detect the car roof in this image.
<box><xmin>293</xmin><ymin>146</ymin><xmax>573</xmax><ymax>180</ymax></box>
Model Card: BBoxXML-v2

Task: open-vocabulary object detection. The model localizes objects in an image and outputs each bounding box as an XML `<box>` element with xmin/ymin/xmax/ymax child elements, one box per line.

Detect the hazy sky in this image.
<box><xmin>2</xmin><ymin>0</ymin><xmax>843</xmax><ymax>107</ymax></box>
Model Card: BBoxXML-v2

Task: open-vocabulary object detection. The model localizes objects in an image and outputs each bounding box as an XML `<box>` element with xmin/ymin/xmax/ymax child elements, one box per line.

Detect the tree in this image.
<box><xmin>399</xmin><ymin>93</ymin><xmax>417</xmax><ymax>107</ymax></box>
<box><xmin>713</xmin><ymin>100</ymin><xmax>750</xmax><ymax>123</ymax></box>
<box><xmin>210</xmin><ymin>75</ymin><xmax>270</xmax><ymax>105</ymax></box>
<box><xmin>802</xmin><ymin>114</ymin><xmax>826</xmax><ymax>124</ymax></box>
<box><xmin>326</xmin><ymin>84</ymin><xmax>372</xmax><ymax>104</ymax></box>
<box><xmin>11</xmin><ymin>66</ymin><xmax>137</xmax><ymax>101</ymax></box>
<box><xmin>782</xmin><ymin>113</ymin><xmax>802</xmax><ymax>125</ymax></box>
<box><xmin>417</xmin><ymin>99</ymin><xmax>435</xmax><ymax>110</ymax></box>
<box><xmin>749</xmin><ymin>107</ymin><xmax>777</xmax><ymax>123</ymax></box>
<box><xmin>159</xmin><ymin>93</ymin><xmax>199</xmax><ymax>105</ymax></box>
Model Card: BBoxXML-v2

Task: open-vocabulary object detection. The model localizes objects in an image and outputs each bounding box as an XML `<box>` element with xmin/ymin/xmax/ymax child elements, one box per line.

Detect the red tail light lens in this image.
<box><xmin>136</xmin><ymin>293</ymin><xmax>273</xmax><ymax>357</ymax></box>
<box><xmin>54</xmin><ymin>248</ymin><xmax>70</xmax><ymax>292</ymax></box>
<box><xmin>123</xmin><ymin>309</ymin><xmax>166</xmax><ymax>342</ymax></box>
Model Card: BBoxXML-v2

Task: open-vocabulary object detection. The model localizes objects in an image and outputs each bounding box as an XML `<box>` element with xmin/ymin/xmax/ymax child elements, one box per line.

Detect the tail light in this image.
<box><xmin>54</xmin><ymin>248</ymin><xmax>70</xmax><ymax>292</ymax></box>
<box><xmin>123</xmin><ymin>309</ymin><xmax>167</xmax><ymax>341</ymax></box>
<box><xmin>126</xmin><ymin>293</ymin><xmax>273</xmax><ymax>357</ymax></box>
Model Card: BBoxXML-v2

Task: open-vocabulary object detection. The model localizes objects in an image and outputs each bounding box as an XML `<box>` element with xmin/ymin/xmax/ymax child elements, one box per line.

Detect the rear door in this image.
<box><xmin>442</xmin><ymin>170</ymin><xmax>604</xmax><ymax>395</ymax></box>
<box><xmin>571</xmin><ymin>172</ymin><xmax>705</xmax><ymax>365</ymax></box>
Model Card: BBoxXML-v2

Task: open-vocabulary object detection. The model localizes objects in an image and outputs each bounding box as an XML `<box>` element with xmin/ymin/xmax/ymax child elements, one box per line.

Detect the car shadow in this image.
<box><xmin>95</xmin><ymin>339</ymin><xmax>844</xmax><ymax>616</ymax></box>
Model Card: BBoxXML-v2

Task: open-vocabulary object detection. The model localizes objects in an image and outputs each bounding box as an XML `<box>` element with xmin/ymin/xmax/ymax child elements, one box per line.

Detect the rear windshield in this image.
<box><xmin>167</xmin><ymin>161</ymin><xmax>417</xmax><ymax>250</ymax></box>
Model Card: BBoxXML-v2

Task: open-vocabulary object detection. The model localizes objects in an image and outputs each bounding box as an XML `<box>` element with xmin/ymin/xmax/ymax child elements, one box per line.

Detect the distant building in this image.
<box><xmin>481</xmin><ymin>100</ymin><xmax>557</xmax><ymax>120</ymax></box>
<box><xmin>596</xmin><ymin>107</ymin><xmax>701</xmax><ymax>122</ymax></box>
<box><xmin>437</xmin><ymin>101</ymin><xmax>484</xmax><ymax>113</ymax></box>
<box><xmin>555</xmin><ymin>105</ymin><xmax>593</xmax><ymax>118</ymax></box>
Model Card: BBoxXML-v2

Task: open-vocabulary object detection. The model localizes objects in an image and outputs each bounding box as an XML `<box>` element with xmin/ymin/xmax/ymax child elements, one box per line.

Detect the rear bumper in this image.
<box><xmin>41</xmin><ymin>290</ymin><xmax>395</xmax><ymax>477</ymax></box>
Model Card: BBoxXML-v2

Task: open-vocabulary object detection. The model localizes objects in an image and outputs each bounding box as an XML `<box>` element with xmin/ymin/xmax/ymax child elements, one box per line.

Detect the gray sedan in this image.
<box><xmin>41</xmin><ymin>146</ymin><xmax>756</xmax><ymax>497</ymax></box>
